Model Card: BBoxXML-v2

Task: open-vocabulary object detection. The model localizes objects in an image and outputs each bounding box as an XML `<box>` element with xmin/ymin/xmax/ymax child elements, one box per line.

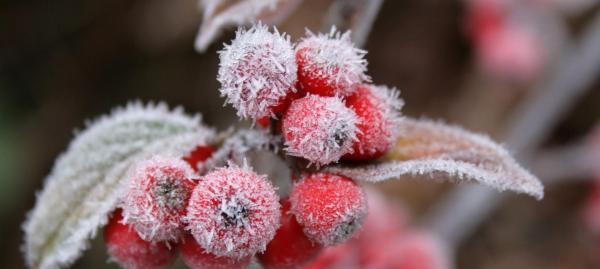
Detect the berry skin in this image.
<box><xmin>343</xmin><ymin>84</ymin><xmax>403</xmax><ymax>161</ymax></box>
<box><xmin>180</xmin><ymin>233</ymin><xmax>252</xmax><ymax>269</ymax></box>
<box><xmin>104</xmin><ymin>209</ymin><xmax>177</xmax><ymax>269</ymax></box>
<box><xmin>295</xmin><ymin>27</ymin><xmax>370</xmax><ymax>97</ymax></box>
<box><xmin>183</xmin><ymin>144</ymin><xmax>215</xmax><ymax>172</ymax></box>
<box><xmin>282</xmin><ymin>95</ymin><xmax>358</xmax><ymax>166</ymax></box>
<box><xmin>258</xmin><ymin>199</ymin><xmax>323</xmax><ymax>269</ymax></box>
<box><xmin>121</xmin><ymin>156</ymin><xmax>197</xmax><ymax>242</ymax></box>
<box><xmin>185</xmin><ymin>163</ymin><xmax>281</xmax><ymax>259</ymax></box>
<box><xmin>218</xmin><ymin>23</ymin><xmax>298</xmax><ymax>120</ymax></box>
<box><xmin>290</xmin><ymin>173</ymin><xmax>367</xmax><ymax>246</ymax></box>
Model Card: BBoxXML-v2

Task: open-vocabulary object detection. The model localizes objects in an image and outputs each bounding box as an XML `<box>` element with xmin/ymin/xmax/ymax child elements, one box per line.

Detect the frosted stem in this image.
<box><xmin>423</xmin><ymin>11</ymin><xmax>600</xmax><ymax>250</ymax></box>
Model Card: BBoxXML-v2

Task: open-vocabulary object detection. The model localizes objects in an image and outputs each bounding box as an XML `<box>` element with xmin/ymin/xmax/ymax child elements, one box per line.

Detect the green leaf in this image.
<box><xmin>23</xmin><ymin>102</ymin><xmax>215</xmax><ymax>269</ymax></box>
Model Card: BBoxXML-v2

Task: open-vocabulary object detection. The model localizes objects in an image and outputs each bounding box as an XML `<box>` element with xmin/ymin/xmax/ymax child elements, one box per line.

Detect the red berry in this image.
<box><xmin>295</xmin><ymin>28</ymin><xmax>370</xmax><ymax>97</ymax></box>
<box><xmin>217</xmin><ymin>23</ymin><xmax>298</xmax><ymax>120</ymax></box>
<box><xmin>183</xmin><ymin>144</ymin><xmax>215</xmax><ymax>172</ymax></box>
<box><xmin>104</xmin><ymin>209</ymin><xmax>177</xmax><ymax>269</ymax></box>
<box><xmin>282</xmin><ymin>95</ymin><xmax>358</xmax><ymax>166</ymax></box>
<box><xmin>363</xmin><ymin>233</ymin><xmax>449</xmax><ymax>269</ymax></box>
<box><xmin>343</xmin><ymin>84</ymin><xmax>403</xmax><ymax>161</ymax></box>
<box><xmin>186</xmin><ymin>163</ymin><xmax>281</xmax><ymax>258</ymax></box>
<box><xmin>121</xmin><ymin>156</ymin><xmax>197</xmax><ymax>242</ymax></box>
<box><xmin>290</xmin><ymin>173</ymin><xmax>367</xmax><ymax>246</ymax></box>
<box><xmin>181</xmin><ymin>233</ymin><xmax>252</xmax><ymax>269</ymax></box>
<box><xmin>258</xmin><ymin>199</ymin><xmax>323</xmax><ymax>269</ymax></box>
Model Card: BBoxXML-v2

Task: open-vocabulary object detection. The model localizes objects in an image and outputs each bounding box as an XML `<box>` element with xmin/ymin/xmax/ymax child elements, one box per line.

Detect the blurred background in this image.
<box><xmin>1</xmin><ymin>0</ymin><xmax>599</xmax><ymax>268</ymax></box>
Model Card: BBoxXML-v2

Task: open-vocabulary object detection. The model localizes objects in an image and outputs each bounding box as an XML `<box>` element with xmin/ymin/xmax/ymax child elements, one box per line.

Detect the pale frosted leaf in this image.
<box><xmin>195</xmin><ymin>0</ymin><xmax>302</xmax><ymax>52</ymax></box>
<box><xmin>23</xmin><ymin>102</ymin><xmax>215</xmax><ymax>269</ymax></box>
<box><xmin>327</xmin><ymin>118</ymin><xmax>543</xmax><ymax>199</ymax></box>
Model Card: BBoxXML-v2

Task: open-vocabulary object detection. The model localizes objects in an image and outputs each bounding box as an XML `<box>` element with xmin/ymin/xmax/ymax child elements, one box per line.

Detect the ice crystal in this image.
<box><xmin>282</xmin><ymin>95</ymin><xmax>359</xmax><ymax>166</ymax></box>
<box><xmin>186</xmin><ymin>162</ymin><xmax>281</xmax><ymax>259</ymax></box>
<box><xmin>327</xmin><ymin>117</ymin><xmax>544</xmax><ymax>199</ymax></box>
<box><xmin>22</xmin><ymin>102</ymin><xmax>215</xmax><ymax>269</ymax></box>
<box><xmin>217</xmin><ymin>23</ymin><xmax>297</xmax><ymax>120</ymax></box>
<box><xmin>296</xmin><ymin>27</ymin><xmax>371</xmax><ymax>96</ymax></box>
<box><xmin>290</xmin><ymin>173</ymin><xmax>368</xmax><ymax>246</ymax></box>
<box><xmin>344</xmin><ymin>84</ymin><xmax>404</xmax><ymax>160</ymax></box>
<box><xmin>121</xmin><ymin>156</ymin><xmax>197</xmax><ymax>242</ymax></box>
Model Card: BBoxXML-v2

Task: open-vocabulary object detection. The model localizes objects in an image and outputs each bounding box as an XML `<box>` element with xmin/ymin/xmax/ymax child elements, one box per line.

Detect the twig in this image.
<box><xmin>322</xmin><ymin>0</ymin><xmax>385</xmax><ymax>47</ymax></box>
<box><xmin>423</xmin><ymin>11</ymin><xmax>600</xmax><ymax>250</ymax></box>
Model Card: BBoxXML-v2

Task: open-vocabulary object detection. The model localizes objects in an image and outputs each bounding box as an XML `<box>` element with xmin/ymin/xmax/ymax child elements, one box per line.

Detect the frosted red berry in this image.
<box><xmin>185</xmin><ymin>163</ymin><xmax>281</xmax><ymax>259</ymax></box>
<box><xmin>290</xmin><ymin>173</ymin><xmax>367</xmax><ymax>246</ymax></box>
<box><xmin>121</xmin><ymin>156</ymin><xmax>197</xmax><ymax>242</ymax></box>
<box><xmin>258</xmin><ymin>199</ymin><xmax>323</xmax><ymax>269</ymax></box>
<box><xmin>180</xmin><ymin>233</ymin><xmax>252</xmax><ymax>269</ymax></box>
<box><xmin>343</xmin><ymin>84</ymin><xmax>403</xmax><ymax>161</ymax></box>
<box><xmin>217</xmin><ymin>23</ymin><xmax>298</xmax><ymax>120</ymax></box>
<box><xmin>295</xmin><ymin>28</ymin><xmax>370</xmax><ymax>97</ymax></box>
<box><xmin>282</xmin><ymin>95</ymin><xmax>358</xmax><ymax>166</ymax></box>
<box><xmin>104</xmin><ymin>209</ymin><xmax>177</xmax><ymax>269</ymax></box>
<box><xmin>183</xmin><ymin>144</ymin><xmax>215</xmax><ymax>172</ymax></box>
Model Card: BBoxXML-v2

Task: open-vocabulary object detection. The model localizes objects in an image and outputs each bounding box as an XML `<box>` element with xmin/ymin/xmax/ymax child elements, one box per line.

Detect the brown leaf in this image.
<box><xmin>327</xmin><ymin>118</ymin><xmax>544</xmax><ymax>199</ymax></box>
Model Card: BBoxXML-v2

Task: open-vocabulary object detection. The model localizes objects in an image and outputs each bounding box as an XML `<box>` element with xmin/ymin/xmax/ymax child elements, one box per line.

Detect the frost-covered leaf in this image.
<box><xmin>195</xmin><ymin>0</ymin><xmax>302</xmax><ymax>52</ymax></box>
<box><xmin>23</xmin><ymin>102</ymin><xmax>215</xmax><ymax>269</ymax></box>
<box><xmin>327</xmin><ymin>118</ymin><xmax>544</xmax><ymax>199</ymax></box>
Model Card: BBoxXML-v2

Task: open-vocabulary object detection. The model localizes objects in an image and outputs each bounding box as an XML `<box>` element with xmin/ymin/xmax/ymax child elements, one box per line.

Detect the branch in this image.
<box><xmin>322</xmin><ymin>0</ymin><xmax>384</xmax><ymax>47</ymax></box>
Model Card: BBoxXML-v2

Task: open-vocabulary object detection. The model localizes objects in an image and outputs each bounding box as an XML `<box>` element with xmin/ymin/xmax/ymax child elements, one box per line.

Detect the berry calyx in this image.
<box><xmin>258</xmin><ymin>199</ymin><xmax>323</xmax><ymax>269</ymax></box>
<box><xmin>282</xmin><ymin>95</ymin><xmax>358</xmax><ymax>166</ymax></box>
<box><xmin>104</xmin><ymin>209</ymin><xmax>177</xmax><ymax>269</ymax></box>
<box><xmin>120</xmin><ymin>156</ymin><xmax>197</xmax><ymax>242</ymax></box>
<box><xmin>290</xmin><ymin>173</ymin><xmax>367</xmax><ymax>246</ymax></box>
<box><xmin>185</xmin><ymin>163</ymin><xmax>281</xmax><ymax>259</ymax></box>
<box><xmin>217</xmin><ymin>23</ymin><xmax>298</xmax><ymax>120</ymax></box>
<box><xmin>183</xmin><ymin>144</ymin><xmax>215</xmax><ymax>172</ymax></box>
<box><xmin>180</xmin><ymin>233</ymin><xmax>252</xmax><ymax>269</ymax></box>
<box><xmin>343</xmin><ymin>84</ymin><xmax>403</xmax><ymax>161</ymax></box>
<box><xmin>295</xmin><ymin>27</ymin><xmax>370</xmax><ymax>97</ymax></box>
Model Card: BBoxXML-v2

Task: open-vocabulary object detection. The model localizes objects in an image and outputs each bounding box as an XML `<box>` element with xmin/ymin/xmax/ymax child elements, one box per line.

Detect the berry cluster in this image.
<box><xmin>104</xmin><ymin>23</ymin><xmax>404</xmax><ymax>269</ymax></box>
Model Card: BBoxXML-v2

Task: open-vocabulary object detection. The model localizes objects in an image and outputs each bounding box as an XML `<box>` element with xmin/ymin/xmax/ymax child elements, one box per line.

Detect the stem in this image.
<box><xmin>322</xmin><ymin>0</ymin><xmax>385</xmax><ymax>47</ymax></box>
<box><xmin>423</xmin><ymin>11</ymin><xmax>600</xmax><ymax>250</ymax></box>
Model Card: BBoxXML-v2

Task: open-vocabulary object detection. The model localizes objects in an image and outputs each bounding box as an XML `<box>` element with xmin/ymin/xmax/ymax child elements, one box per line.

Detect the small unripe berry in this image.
<box><xmin>121</xmin><ymin>156</ymin><xmax>197</xmax><ymax>242</ymax></box>
<box><xmin>218</xmin><ymin>23</ymin><xmax>297</xmax><ymax>120</ymax></box>
<box><xmin>343</xmin><ymin>84</ymin><xmax>403</xmax><ymax>161</ymax></box>
<box><xmin>290</xmin><ymin>173</ymin><xmax>367</xmax><ymax>246</ymax></box>
<box><xmin>104</xmin><ymin>209</ymin><xmax>177</xmax><ymax>269</ymax></box>
<box><xmin>258</xmin><ymin>199</ymin><xmax>323</xmax><ymax>269</ymax></box>
<box><xmin>186</xmin><ymin>163</ymin><xmax>281</xmax><ymax>259</ymax></box>
<box><xmin>183</xmin><ymin>144</ymin><xmax>215</xmax><ymax>172</ymax></box>
<box><xmin>295</xmin><ymin>28</ymin><xmax>370</xmax><ymax>97</ymax></box>
<box><xmin>180</xmin><ymin>233</ymin><xmax>252</xmax><ymax>269</ymax></box>
<box><xmin>282</xmin><ymin>95</ymin><xmax>358</xmax><ymax>166</ymax></box>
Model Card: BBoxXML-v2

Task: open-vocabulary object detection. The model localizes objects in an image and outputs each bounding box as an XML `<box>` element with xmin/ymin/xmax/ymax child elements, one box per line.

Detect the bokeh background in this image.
<box><xmin>1</xmin><ymin>0</ymin><xmax>599</xmax><ymax>268</ymax></box>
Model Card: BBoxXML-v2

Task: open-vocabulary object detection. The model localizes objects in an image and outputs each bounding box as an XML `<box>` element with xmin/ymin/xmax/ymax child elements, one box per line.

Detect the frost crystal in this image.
<box><xmin>282</xmin><ymin>95</ymin><xmax>359</xmax><ymax>166</ymax></box>
<box><xmin>186</xmin><ymin>163</ymin><xmax>281</xmax><ymax>259</ymax></box>
<box><xmin>22</xmin><ymin>102</ymin><xmax>215</xmax><ymax>269</ymax></box>
<box><xmin>344</xmin><ymin>84</ymin><xmax>404</xmax><ymax>160</ymax></box>
<box><xmin>121</xmin><ymin>156</ymin><xmax>197</xmax><ymax>242</ymax></box>
<box><xmin>296</xmin><ymin>27</ymin><xmax>371</xmax><ymax>96</ymax></box>
<box><xmin>290</xmin><ymin>173</ymin><xmax>368</xmax><ymax>246</ymax></box>
<box><xmin>218</xmin><ymin>23</ymin><xmax>297</xmax><ymax>120</ymax></box>
<box><xmin>328</xmin><ymin>117</ymin><xmax>544</xmax><ymax>199</ymax></box>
